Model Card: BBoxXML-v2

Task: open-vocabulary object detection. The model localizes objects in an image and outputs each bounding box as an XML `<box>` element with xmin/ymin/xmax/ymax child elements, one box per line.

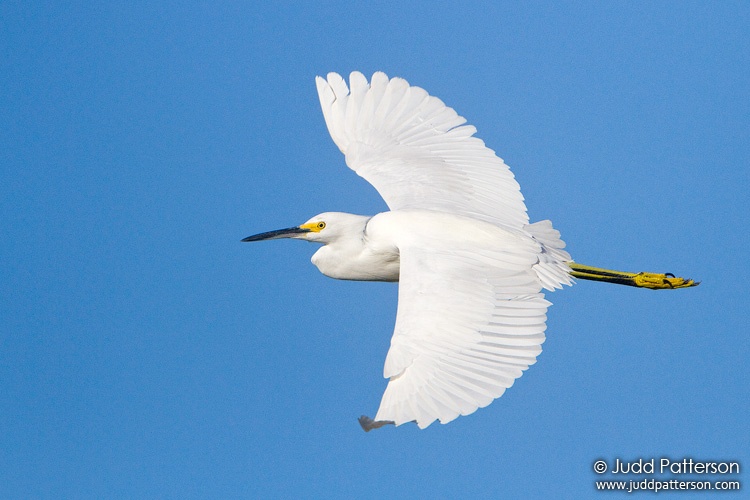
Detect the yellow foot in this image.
<box><xmin>567</xmin><ymin>262</ymin><xmax>699</xmax><ymax>290</ymax></box>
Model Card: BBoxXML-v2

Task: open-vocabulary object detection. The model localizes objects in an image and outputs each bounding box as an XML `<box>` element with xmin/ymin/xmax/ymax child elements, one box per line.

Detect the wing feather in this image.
<box><xmin>316</xmin><ymin>71</ymin><xmax>529</xmax><ymax>228</ymax></box>
<box><xmin>374</xmin><ymin>240</ymin><xmax>552</xmax><ymax>428</ymax></box>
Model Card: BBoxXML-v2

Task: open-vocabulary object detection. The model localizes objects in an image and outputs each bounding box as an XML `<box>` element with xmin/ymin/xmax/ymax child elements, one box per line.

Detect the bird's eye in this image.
<box><xmin>317</xmin><ymin>222</ymin><xmax>326</xmax><ymax>230</ymax></box>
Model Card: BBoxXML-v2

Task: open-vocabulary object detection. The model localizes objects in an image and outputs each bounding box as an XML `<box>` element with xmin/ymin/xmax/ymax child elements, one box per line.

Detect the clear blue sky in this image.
<box><xmin>2</xmin><ymin>1</ymin><xmax>748</xmax><ymax>498</ymax></box>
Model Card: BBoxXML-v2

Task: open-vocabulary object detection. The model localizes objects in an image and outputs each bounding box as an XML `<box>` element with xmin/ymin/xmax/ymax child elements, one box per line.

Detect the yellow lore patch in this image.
<box><xmin>300</xmin><ymin>221</ymin><xmax>326</xmax><ymax>232</ymax></box>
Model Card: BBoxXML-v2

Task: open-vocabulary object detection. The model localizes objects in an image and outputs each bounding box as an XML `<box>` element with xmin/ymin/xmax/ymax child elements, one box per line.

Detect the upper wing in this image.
<box><xmin>316</xmin><ymin>71</ymin><xmax>529</xmax><ymax>228</ymax></box>
<box><xmin>375</xmin><ymin>242</ymin><xmax>550</xmax><ymax>429</ymax></box>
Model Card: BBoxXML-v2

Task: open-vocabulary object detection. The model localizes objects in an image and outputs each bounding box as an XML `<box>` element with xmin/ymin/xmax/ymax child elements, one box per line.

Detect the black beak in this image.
<box><xmin>241</xmin><ymin>226</ymin><xmax>311</xmax><ymax>242</ymax></box>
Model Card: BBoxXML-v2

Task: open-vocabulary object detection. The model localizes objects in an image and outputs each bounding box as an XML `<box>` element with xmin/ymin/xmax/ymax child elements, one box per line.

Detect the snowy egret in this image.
<box><xmin>243</xmin><ymin>71</ymin><xmax>697</xmax><ymax>431</ymax></box>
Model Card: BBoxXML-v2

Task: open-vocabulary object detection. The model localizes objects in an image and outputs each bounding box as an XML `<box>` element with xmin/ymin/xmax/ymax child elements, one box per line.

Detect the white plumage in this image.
<box><xmin>315</xmin><ymin>72</ymin><xmax>572</xmax><ymax>428</ymax></box>
<box><xmin>315</xmin><ymin>71</ymin><xmax>529</xmax><ymax>228</ymax></box>
<box><xmin>245</xmin><ymin>71</ymin><xmax>575</xmax><ymax>429</ymax></box>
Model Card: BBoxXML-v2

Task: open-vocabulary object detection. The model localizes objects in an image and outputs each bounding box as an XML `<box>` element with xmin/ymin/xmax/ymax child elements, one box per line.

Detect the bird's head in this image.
<box><xmin>242</xmin><ymin>212</ymin><xmax>370</xmax><ymax>245</ymax></box>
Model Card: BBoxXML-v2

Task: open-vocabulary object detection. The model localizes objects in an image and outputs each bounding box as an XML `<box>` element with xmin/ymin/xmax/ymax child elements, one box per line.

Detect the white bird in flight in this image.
<box><xmin>243</xmin><ymin>71</ymin><xmax>697</xmax><ymax>431</ymax></box>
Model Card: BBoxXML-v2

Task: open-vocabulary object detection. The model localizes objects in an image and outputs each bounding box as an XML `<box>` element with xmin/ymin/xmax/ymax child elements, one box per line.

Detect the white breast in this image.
<box><xmin>311</xmin><ymin>227</ymin><xmax>400</xmax><ymax>282</ymax></box>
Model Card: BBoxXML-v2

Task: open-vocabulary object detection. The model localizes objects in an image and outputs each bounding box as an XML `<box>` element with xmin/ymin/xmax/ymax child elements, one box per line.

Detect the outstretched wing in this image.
<box><xmin>316</xmin><ymin>71</ymin><xmax>529</xmax><ymax>228</ymax></box>
<box><xmin>376</xmin><ymin>242</ymin><xmax>550</xmax><ymax>429</ymax></box>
